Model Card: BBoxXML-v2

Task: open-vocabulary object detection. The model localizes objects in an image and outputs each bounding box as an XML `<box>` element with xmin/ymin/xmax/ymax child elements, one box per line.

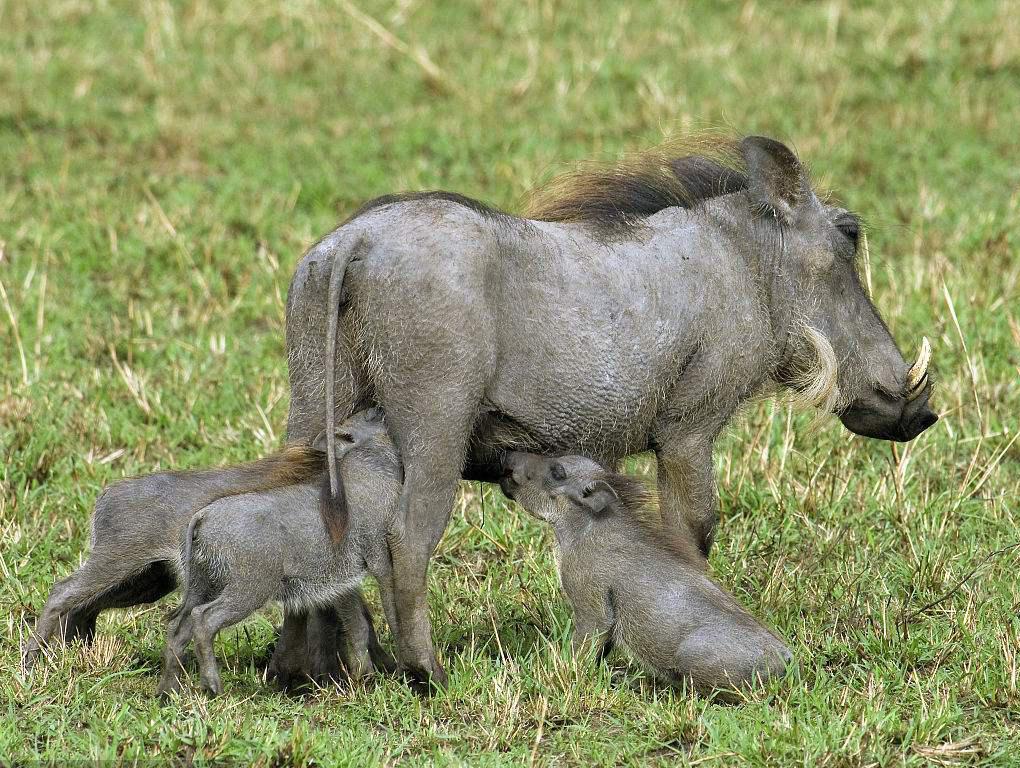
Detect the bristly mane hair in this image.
<box><xmin>524</xmin><ymin>136</ymin><xmax>749</xmax><ymax>232</ymax></box>
<box><xmin>342</xmin><ymin>138</ymin><xmax>750</xmax><ymax>234</ymax></box>
<box><xmin>600</xmin><ymin>471</ymin><xmax>707</xmax><ymax>569</ymax></box>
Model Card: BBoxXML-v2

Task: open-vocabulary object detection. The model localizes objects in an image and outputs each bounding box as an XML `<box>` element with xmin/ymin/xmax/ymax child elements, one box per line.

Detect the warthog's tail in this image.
<box><xmin>323</xmin><ymin>232</ymin><xmax>363</xmax><ymax>543</ymax></box>
<box><xmin>319</xmin><ymin>462</ymin><xmax>350</xmax><ymax>545</ymax></box>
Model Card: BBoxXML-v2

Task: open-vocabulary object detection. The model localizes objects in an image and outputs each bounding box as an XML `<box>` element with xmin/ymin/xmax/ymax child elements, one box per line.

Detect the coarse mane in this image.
<box><xmin>600</xmin><ymin>471</ymin><xmax>707</xmax><ymax>568</ymax></box>
<box><xmin>524</xmin><ymin>135</ymin><xmax>749</xmax><ymax>232</ymax></box>
<box><xmin>341</xmin><ymin>137</ymin><xmax>751</xmax><ymax>234</ymax></box>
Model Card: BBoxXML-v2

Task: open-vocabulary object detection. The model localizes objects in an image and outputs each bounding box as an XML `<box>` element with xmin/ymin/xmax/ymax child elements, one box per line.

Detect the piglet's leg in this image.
<box><xmin>24</xmin><ymin>557</ymin><xmax>149</xmax><ymax>669</ymax></box>
<box><xmin>563</xmin><ymin>581</ymin><xmax>615</xmax><ymax>663</ymax></box>
<box><xmin>570</xmin><ymin>609</ymin><xmax>614</xmax><ymax>661</ymax></box>
<box><xmin>157</xmin><ymin>585</ymin><xmax>209</xmax><ymax>700</ymax></box>
<box><xmin>191</xmin><ymin>585</ymin><xmax>270</xmax><ymax>697</ymax></box>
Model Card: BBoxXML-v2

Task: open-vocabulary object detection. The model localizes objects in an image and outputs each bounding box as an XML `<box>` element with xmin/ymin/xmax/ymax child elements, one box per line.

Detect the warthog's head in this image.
<box><xmin>738</xmin><ymin>136</ymin><xmax>937</xmax><ymax>442</ymax></box>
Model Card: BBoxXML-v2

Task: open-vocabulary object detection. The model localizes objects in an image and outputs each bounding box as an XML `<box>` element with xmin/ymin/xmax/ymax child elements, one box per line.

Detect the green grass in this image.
<box><xmin>2</xmin><ymin>0</ymin><xmax>1019</xmax><ymax>764</ymax></box>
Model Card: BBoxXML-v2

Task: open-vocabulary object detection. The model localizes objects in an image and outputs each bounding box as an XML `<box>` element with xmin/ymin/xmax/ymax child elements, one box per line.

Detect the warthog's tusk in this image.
<box><xmin>906</xmin><ymin>336</ymin><xmax>932</xmax><ymax>395</ymax></box>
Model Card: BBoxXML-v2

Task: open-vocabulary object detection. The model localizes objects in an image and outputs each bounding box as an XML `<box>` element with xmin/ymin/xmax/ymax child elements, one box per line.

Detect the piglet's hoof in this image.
<box><xmin>21</xmin><ymin>643</ymin><xmax>41</xmax><ymax>673</ymax></box>
<box><xmin>156</xmin><ymin>676</ymin><xmax>184</xmax><ymax>702</ymax></box>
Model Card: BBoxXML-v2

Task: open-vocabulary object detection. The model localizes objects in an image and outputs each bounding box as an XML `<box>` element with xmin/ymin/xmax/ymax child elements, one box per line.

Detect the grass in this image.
<box><xmin>1</xmin><ymin>0</ymin><xmax>1018</xmax><ymax>764</ymax></box>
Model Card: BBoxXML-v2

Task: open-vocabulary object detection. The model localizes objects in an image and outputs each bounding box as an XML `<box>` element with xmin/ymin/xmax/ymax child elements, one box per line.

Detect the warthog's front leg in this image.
<box><xmin>653</xmin><ymin>428</ymin><xmax>719</xmax><ymax>556</ymax></box>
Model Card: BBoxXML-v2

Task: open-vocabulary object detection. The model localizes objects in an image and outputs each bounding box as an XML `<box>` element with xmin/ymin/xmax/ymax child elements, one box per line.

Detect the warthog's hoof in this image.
<box><xmin>199</xmin><ymin>673</ymin><xmax>224</xmax><ymax>697</ymax></box>
<box><xmin>400</xmin><ymin>659</ymin><xmax>448</xmax><ymax>696</ymax></box>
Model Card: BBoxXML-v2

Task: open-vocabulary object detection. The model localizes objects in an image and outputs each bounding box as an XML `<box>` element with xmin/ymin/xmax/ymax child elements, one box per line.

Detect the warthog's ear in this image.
<box><xmin>740</xmin><ymin>136</ymin><xmax>808</xmax><ymax>224</ymax></box>
<box><xmin>566</xmin><ymin>481</ymin><xmax>619</xmax><ymax>519</ymax></box>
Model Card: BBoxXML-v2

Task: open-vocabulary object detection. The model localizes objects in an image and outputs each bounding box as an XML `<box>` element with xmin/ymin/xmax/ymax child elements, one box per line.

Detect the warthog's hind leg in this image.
<box><xmin>267</xmin><ymin>608</ymin><xmax>310</xmax><ymax>692</ymax></box>
<box><xmin>384</xmin><ymin>387</ymin><xmax>482</xmax><ymax>693</ymax></box>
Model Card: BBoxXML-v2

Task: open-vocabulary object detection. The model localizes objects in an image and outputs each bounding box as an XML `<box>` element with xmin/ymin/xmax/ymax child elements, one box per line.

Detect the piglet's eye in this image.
<box><xmin>550</xmin><ymin>463</ymin><xmax>567</xmax><ymax>481</ymax></box>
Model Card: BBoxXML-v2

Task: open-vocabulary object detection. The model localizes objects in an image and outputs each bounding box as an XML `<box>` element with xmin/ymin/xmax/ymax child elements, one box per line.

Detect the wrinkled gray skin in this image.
<box><xmin>501</xmin><ymin>452</ymin><xmax>791</xmax><ymax>698</ymax></box>
<box><xmin>22</xmin><ymin>445</ymin><xmax>386</xmax><ymax>687</ymax></box>
<box><xmin>157</xmin><ymin>410</ymin><xmax>402</xmax><ymax>697</ymax></box>
<box><xmin>284</xmin><ymin>136</ymin><xmax>937</xmax><ymax>686</ymax></box>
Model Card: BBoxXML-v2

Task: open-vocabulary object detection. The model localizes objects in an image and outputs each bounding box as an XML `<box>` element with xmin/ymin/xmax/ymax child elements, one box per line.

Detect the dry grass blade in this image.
<box><xmin>942</xmin><ymin>280</ymin><xmax>985</xmax><ymax>434</ymax></box>
<box><xmin>108</xmin><ymin>344</ymin><xmax>153</xmax><ymax>416</ymax></box>
<box><xmin>33</xmin><ymin>267</ymin><xmax>46</xmax><ymax>380</ymax></box>
<box><xmin>904</xmin><ymin>541</ymin><xmax>1020</xmax><ymax>623</ymax></box>
<box><xmin>911</xmin><ymin>735</ymin><xmax>985</xmax><ymax>765</ymax></box>
<box><xmin>0</xmin><ymin>256</ymin><xmax>29</xmax><ymax>386</ymax></box>
<box><xmin>338</xmin><ymin>0</ymin><xmax>459</xmax><ymax>95</ymax></box>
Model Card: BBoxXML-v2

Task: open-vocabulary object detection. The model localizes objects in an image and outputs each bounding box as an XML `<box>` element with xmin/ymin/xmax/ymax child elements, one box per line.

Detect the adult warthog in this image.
<box><xmin>283</xmin><ymin>136</ymin><xmax>937</xmax><ymax>687</ymax></box>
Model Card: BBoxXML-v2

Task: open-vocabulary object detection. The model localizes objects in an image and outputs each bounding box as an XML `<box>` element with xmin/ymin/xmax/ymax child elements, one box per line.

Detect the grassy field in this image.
<box><xmin>2</xmin><ymin>0</ymin><xmax>1019</xmax><ymax>764</ymax></box>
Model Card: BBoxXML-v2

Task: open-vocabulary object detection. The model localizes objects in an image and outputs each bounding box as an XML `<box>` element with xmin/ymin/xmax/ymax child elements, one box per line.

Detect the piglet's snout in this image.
<box><xmin>500</xmin><ymin>452</ymin><xmax>527</xmax><ymax>498</ymax></box>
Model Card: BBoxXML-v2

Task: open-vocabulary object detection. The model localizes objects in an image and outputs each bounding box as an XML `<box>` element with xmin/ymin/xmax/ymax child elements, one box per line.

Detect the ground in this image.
<box><xmin>1</xmin><ymin>0</ymin><xmax>1018</xmax><ymax>765</ymax></box>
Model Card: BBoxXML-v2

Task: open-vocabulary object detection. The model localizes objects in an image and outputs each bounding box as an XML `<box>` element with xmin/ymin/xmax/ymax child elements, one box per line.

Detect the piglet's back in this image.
<box><xmin>192</xmin><ymin>434</ymin><xmax>401</xmax><ymax>555</ymax></box>
<box><xmin>90</xmin><ymin>472</ymin><xmax>223</xmax><ymax>553</ymax></box>
<box><xmin>195</xmin><ymin>484</ymin><xmax>325</xmax><ymax>552</ymax></box>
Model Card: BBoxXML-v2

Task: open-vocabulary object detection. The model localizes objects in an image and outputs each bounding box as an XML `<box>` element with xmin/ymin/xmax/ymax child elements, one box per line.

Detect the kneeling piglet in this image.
<box><xmin>500</xmin><ymin>452</ymin><xmax>792</xmax><ymax>698</ymax></box>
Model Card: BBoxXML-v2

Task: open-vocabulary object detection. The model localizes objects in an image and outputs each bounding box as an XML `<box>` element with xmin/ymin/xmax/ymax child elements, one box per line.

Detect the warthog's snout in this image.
<box><xmin>839</xmin><ymin>381</ymin><xmax>938</xmax><ymax>442</ymax></box>
<box><xmin>899</xmin><ymin>388</ymin><xmax>939</xmax><ymax>440</ymax></box>
<box><xmin>839</xmin><ymin>337</ymin><xmax>938</xmax><ymax>442</ymax></box>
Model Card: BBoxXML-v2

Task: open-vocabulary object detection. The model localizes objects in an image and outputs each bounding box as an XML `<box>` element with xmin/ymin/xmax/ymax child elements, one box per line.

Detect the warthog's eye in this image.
<box><xmin>549</xmin><ymin>462</ymin><xmax>567</xmax><ymax>482</ymax></box>
<box><xmin>836</xmin><ymin>218</ymin><xmax>860</xmax><ymax>247</ymax></box>
<box><xmin>337</xmin><ymin>431</ymin><xmax>355</xmax><ymax>444</ymax></box>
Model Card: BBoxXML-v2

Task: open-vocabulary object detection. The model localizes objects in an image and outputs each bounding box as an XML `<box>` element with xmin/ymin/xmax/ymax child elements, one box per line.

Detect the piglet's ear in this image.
<box><xmin>311</xmin><ymin>429</ymin><xmax>361</xmax><ymax>459</ymax></box>
<box><xmin>311</xmin><ymin>430</ymin><xmax>329</xmax><ymax>453</ymax></box>
<box><xmin>739</xmin><ymin>136</ymin><xmax>808</xmax><ymax>225</ymax></box>
<box><xmin>566</xmin><ymin>481</ymin><xmax>619</xmax><ymax>519</ymax></box>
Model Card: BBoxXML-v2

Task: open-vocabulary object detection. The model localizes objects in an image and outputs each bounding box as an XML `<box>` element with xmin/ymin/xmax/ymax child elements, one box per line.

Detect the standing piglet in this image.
<box><xmin>23</xmin><ymin>443</ymin><xmax>325</xmax><ymax>667</ymax></box>
<box><xmin>23</xmin><ymin>434</ymin><xmax>387</xmax><ymax>685</ymax></box>
<box><xmin>157</xmin><ymin>409</ymin><xmax>402</xmax><ymax>697</ymax></box>
<box><xmin>500</xmin><ymin>452</ymin><xmax>792</xmax><ymax>697</ymax></box>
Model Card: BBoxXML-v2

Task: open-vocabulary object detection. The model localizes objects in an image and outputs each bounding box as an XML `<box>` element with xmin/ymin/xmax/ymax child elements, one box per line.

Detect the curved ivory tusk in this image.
<box><xmin>906</xmin><ymin>336</ymin><xmax>932</xmax><ymax>394</ymax></box>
